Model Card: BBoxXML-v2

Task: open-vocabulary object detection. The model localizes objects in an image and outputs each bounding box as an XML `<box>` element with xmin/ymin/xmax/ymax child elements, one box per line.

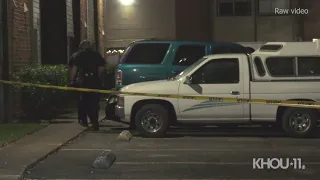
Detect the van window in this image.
<box><xmin>266</xmin><ymin>57</ymin><xmax>295</xmax><ymax>76</ymax></box>
<box><xmin>298</xmin><ymin>57</ymin><xmax>320</xmax><ymax>76</ymax></box>
<box><xmin>212</xmin><ymin>46</ymin><xmax>244</xmax><ymax>54</ymax></box>
<box><xmin>192</xmin><ymin>58</ymin><xmax>239</xmax><ymax>84</ymax></box>
<box><xmin>173</xmin><ymin>45</ymin><xmax>206</xmax><ymax>66</ymax></box>
<box><xmin>121</xmin><ymin>43</ymin><xmax>169</xmax><ymax>64</ymax></box>
<box><xmin>254</xmin><ymin>57</ymin><xmax>266</xmax><ymax>76</ymax></box>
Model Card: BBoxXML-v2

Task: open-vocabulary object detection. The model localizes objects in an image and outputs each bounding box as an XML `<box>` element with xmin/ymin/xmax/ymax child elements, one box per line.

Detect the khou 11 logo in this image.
<box><xmin>253</xmin><ymin>158</ymin><xmax>306</xmax><ymax>170</ymax></box>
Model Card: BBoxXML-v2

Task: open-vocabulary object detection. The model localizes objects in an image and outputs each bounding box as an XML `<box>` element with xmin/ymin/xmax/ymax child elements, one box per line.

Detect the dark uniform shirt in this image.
<box><xmin>68</xmin><ymin>49</ymin><xmax>105</xmax><ymax>88</ymax></box>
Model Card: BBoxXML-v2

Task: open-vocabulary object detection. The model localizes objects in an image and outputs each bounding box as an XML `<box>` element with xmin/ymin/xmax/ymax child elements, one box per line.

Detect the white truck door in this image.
<box><xmin>178</xmin><ymin>56</ymin><xmax>246</xmax><ymax>121</ymax></box>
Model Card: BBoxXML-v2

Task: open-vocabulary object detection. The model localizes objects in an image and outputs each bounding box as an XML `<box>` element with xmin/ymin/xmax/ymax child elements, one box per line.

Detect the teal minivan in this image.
<box><xmin>105</xmin><ymin>39</ymin><xmax>247</xmax><ymax>120</ymax></box>
<box><xmin>114</xmin><ymin>39</ymin><xmax>246</xmax><ymax>90</ymax></box>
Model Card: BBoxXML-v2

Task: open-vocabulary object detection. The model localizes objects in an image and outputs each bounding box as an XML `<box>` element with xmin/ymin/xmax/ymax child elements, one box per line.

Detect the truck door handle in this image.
<box><xmin>231</xmin><ymin>91</ymin><xmax>240</xmax><ymax>95</ymax></box>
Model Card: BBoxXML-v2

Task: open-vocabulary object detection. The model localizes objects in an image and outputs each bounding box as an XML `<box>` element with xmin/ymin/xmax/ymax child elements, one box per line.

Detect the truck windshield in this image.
<box><xmin>174</xmin><ymin>57</ymin><xmax>207</xmax><ymax>80</ymax></box>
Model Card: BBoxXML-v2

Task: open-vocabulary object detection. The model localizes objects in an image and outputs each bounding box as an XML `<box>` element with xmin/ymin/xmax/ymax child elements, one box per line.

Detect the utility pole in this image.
<box><xmin>0</xmin><ymin>0</ymin><xmax>6</xmax><ymax>123</ymax></box>
<box><xmin>0</xmin><ymin>0</ymin><xmax>9</xmax><ymax>123</ymax></box>
<box><xmin>93</xmin><ymin>0</ymin><xmax>100</xmax><ymax>52</ymax></box>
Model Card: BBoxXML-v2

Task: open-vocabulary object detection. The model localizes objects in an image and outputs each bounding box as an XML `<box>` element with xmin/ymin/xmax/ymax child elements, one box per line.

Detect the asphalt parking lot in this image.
<box><xmin>25</xmin><ymin>120</ymin><xmax>320</xmax><ymax>180</ymax></box>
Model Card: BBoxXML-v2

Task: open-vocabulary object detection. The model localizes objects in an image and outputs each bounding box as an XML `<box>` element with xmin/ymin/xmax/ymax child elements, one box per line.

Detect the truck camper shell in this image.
<box><xmin>253</xmin><ymin>40</ymin><xmax>320</xmax><ymax>56</ymax></box>
<box><xmin>250</xmin><ymin>39</ymin><xmax>320</xmax><ymax>81</ymax></box>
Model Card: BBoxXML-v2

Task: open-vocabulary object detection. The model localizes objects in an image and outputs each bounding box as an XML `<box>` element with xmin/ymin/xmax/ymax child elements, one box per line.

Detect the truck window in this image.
<box><xmin>265</xmin><ymin>57</ymin><xmax>295</xmax><ymax>76</ymax></box>
<box><xmin>173</xmin><ymin>45</ymin><xmax>206</xmax><ymax>66</ymax></box>
<box><xmin>192</xmin><ymin>58</ymin><xmax>239</xmax><ymax>84</ymax></box>
<box><xmin>121</xmin><ymin>43</ymin><xmax>169</xmax><ymax>64</ymax></box>
<box><xmin>254</xmin><ymin>57</ymin><xmax>266</xmax><ymax>76</ymax></box>
<box><xmin>298</xmin><ymin>57</ymin><xmax>320</xmax><ymax>76</ymax></box>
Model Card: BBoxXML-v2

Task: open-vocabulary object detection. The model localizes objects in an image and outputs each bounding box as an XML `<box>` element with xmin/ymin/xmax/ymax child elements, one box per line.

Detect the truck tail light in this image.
<box><xmin>116</xmin><ymin>69</ymin><xmax>122</xmax><ymax>86</ymax></box>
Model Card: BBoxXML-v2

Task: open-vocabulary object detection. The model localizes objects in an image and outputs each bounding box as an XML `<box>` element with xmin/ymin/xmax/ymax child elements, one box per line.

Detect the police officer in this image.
<box><xmin>68</xmin><ymin>40</ymin><xmax>105</xmax><ymax>130</ymax></box>
<box><xmin>68</xmin><ymin>44</ymin><xmax>86</xmax><ymax>126</ymax></box>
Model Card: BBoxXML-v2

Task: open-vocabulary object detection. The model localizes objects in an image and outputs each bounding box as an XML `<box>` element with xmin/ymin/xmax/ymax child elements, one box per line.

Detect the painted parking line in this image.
<box><xmin>117</xmin><ymin>148</ymin><xmax>320</xmax><ymax>152</ymax></box>
<box><xmin>114</xmin><ymin>161</ymin><xmax>320</xmax><ymax>165</ymax></box>
<box><xmin>33</xmin><ymin>179</ymin><xmax>301</xmax><ymax>180</ymax></box>
<box><xmin>115</xmin><ymin>162</ymin><xmax>252</xmax><ymax>165</ymax></box>
<box><xmin>60</xmin><ymin>148</ymin><xmax>320</xmax><ymax>152</ymax></box>
<box><xmin>61</xmin><ymin>148</ymin><xmax>112</xmax><ymax>151</ymax></box>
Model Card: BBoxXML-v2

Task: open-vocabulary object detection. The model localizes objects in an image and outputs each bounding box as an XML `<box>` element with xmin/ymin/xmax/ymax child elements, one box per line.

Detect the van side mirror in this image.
<box><xmin>184</xmin><ymin>76</ymin><xmax>192</xmax><ymax>85</ymax></box>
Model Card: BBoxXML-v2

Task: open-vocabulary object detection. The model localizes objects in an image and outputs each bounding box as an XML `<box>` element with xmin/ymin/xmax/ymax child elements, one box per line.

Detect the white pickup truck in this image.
<box><xmin>115</xmin><ymin>41</ymin><xmax>320</xmax><ymax>138</ymax></box>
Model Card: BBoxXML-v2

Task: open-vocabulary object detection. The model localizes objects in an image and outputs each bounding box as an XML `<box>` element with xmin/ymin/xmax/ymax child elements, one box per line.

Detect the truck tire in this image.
<box><xmin>134</xmin><ymin>104</ymin><xmax>170</xmax><ymax>138</ymax></box>
<box><xmin>281</xmin><ymin>108</ymin><xmax>318</xmax><ymax>138</ymax></box>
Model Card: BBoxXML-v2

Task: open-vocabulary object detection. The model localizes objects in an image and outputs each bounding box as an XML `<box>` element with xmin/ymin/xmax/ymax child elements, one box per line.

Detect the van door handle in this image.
<box><xmin>231</xmin><ymin>91</ymin><xmax>240</xmax><ymax>95</ymax></box>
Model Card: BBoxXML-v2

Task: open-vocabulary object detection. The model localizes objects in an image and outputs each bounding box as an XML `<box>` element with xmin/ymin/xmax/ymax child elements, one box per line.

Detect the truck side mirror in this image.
<box><xmin>184</xmin><ymin>76</ymin><xmax>192</xmax><ymax>85</ymax></box>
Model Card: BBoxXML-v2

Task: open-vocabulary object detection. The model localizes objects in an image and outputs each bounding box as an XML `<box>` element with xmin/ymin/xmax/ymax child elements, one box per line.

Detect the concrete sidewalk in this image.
<box><xmin>0</xmin><ymin>114</ymin><xmax>88</xmax><ymax>180</ymax></box>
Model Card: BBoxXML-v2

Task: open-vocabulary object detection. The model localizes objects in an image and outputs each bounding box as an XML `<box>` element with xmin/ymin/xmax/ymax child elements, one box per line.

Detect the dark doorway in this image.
<box><xmin>40</xmin><ymin>0</ymin><xmax>67</xmax><ymax>65</ymax></box>
<box><xmin>72</xmin><ymin>0</ymin><xmax>81</xmax><ymax>54</ymax></box>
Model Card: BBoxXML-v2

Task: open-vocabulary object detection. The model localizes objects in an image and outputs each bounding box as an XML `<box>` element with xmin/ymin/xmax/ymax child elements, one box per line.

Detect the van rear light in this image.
<box><xmin>116</xmin><ymin>69</ymin><xmax>122</xmax><ymax>85</ymax></box>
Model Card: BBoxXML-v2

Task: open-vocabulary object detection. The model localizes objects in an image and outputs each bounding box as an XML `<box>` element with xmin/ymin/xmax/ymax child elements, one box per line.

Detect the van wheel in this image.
<box><xmin>281</xmin><ymin>108</ymin><xmax>318</xmax><ymax>138</ymax></box>
<box><xmin>134</xmin><ymin>104</ymin><xmax>170</xmax><ymax>138</ymax></box>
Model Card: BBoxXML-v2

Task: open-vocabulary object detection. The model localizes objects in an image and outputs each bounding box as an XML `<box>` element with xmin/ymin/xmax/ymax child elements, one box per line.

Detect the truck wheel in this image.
<box><xmin>134</xmin><ymin>104</ymin><xmax>170</xmax><ymax>138</ymax></box>
<box><xmin>281</xmin><ymin>108</ymin><xmax>318</xmax><ymax>138</ymax></box>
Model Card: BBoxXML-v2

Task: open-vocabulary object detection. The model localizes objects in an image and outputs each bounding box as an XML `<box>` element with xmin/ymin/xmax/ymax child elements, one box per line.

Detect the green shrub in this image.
<box><xmin>13</xmin><ymin>64</ymin><xmax>74</xmax><ymax>121</ymax></box>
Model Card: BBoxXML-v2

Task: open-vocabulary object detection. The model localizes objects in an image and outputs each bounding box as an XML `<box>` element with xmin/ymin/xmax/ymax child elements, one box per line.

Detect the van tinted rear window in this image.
<box><xmin>120</xmin><ymin>43</ymin><xmax>170</xmax><ymax>64</ymax></box>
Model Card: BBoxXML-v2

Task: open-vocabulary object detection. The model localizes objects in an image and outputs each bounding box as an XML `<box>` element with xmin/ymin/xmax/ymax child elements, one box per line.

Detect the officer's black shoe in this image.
<box><xmin>79</xmin><ymin>121</ymin><xmax>89</xmax><ymax>127</ymax></box>
<box><xmin>92</xmin><ymin>124</ymin><xmax>99</xmax><ymax>131</ymax></box>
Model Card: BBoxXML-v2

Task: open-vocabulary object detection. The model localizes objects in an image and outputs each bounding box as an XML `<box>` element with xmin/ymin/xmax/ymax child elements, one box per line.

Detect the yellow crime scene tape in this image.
<box><xmin>0</xmin><ymin>79</ymin><xmax>320</xmax><ymax>108</ymax></box>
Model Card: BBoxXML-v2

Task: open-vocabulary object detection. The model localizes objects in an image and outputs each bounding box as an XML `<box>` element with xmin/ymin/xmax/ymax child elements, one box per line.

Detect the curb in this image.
<box><xmin>92</xmin><ymin>150</ymin><xmax>117</xmax><ymax>169</ymax></box>
<box><xmin>91</xmin><ymin>130</ymin><xmax>133</xmax><ymax>170</ymax></box>
<box><xmin>19</xmin><ymin>127</ymin><xmax>90</xmax><ymax>180</ymax></box>
<box><xmin>116</xmin><ymin>130</ymin><xmax>133</xmax><ymax>142</ymax></box>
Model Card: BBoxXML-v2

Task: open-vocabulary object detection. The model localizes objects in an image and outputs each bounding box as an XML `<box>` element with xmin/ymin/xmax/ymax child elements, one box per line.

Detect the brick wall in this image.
<box><xmin>32</xmin><ymin>0</ymin><xmax>41</xmax><ymax>63</ymax></box>
<box><xmin>80</xmin><ymin>0</ymin><xmax>105</xmax><ymax>55</ymax></box>
<box><xmin>86</xmin><ymin>0</ymin><xmax>95</xmax><ymax>43</ymax></box>
<box><xmin>97</xmin><ymin>0</ymin><xmax>105</xmax><ymax>55</ymax></box>
<box><xmin>80</xmin><ymin>0</ymin><xmax>87</xmax><ymax>41</ymax></box>
<box><xmin>7</xmin><ymin>0</ymin><xmax>31</xmax><ymax>73</ymax></box>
